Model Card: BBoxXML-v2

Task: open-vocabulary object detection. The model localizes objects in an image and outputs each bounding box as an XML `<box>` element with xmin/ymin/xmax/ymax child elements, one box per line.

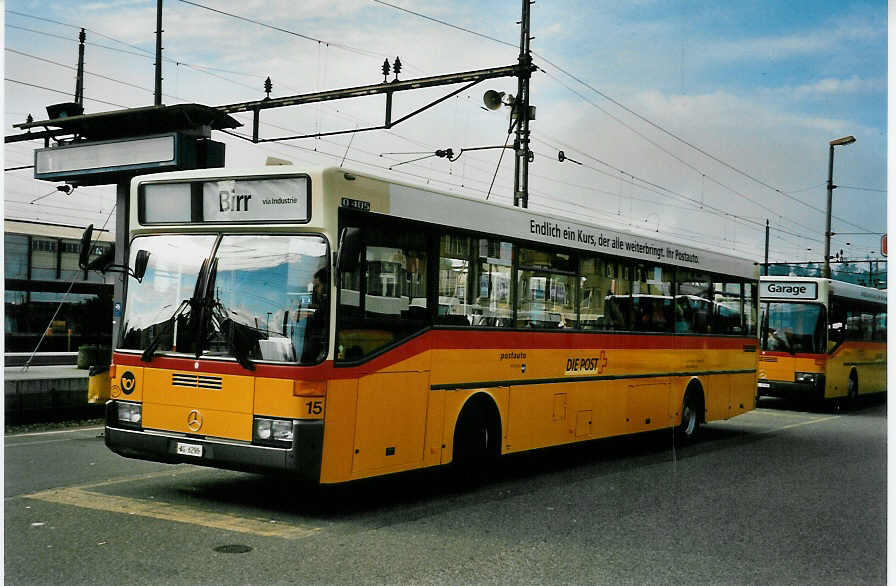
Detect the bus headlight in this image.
<box><xmin>272</xmin><ymin>420</ymin><xmax>293</xmax><ymax>441</ymax></box>
<box><xmin>255</xmin><ymin>419</ymin><xmax>272</xmax><ymax>440</ymax></box>
<box><xmin>117</xmin><ymin>402</ymin><xmax>142</xmax><ymax>426</ymax></box>
<box><xmin>795</xmin><ymin>372</ymin><xmax>818</xmax><ymax>384</ymax></box>
<box><xmin>253</xmin><ymin>417</ymin><xmax>294</xmax><ymax>446</ymax></box>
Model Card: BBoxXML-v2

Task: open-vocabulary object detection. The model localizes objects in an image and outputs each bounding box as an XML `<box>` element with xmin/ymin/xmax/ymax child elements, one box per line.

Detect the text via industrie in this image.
<box><xmin>529</xmin><ymin>219</ymin><xmax>700</xmax><ymax>264</ymax></box>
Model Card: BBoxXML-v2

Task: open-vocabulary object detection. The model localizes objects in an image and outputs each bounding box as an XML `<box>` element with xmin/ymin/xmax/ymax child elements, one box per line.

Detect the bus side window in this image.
<box><xmin>712</xmin><ymin>281</ymin><xmax>744</xmax><ymax>335</ymax></box>
<box><xmin>584</xmin><ymin>259</ymin><xmax>632</xmax><ymax>331</ymax></box>
<box><xmin>471</xmin><ymin>238</ymin><xmax>513</xmax><ymax>328</ymax></box>
<box><xmin>436</xmin><ymin>232</ymin><xmax>473</xmax><ymax>326</ymax></box>
<box><xmin>675</xmin><ymin>270</ymin><xmax>711</xmax><ymax>334</ymax></box>
<box><xmin>336</xmin><ymin>218</ymin><xmax>429</xmax><ymax>361</ymax></box>
<box><xmin>873</xmin><ymin>312</ymin><xmax>887</xmax><ymax>341</ymax></box>
<box><xmin>516</xmin><ymin>246</ymin><xmax>576</xmax><ymax>329</ymax></box>
<box><xmin>860</xmin><ymin>312</ymin><xmax>874</xmax><ymax>341</ymax></box>
<box><xmin>744</xmin><ymin>282</ymin><xmax>758</xmax><ymax>336</ymax></box>
<box><xmin>827</xmin><ymin>302</ymin><xmax>846</xmax><ymax>349</ymax></box>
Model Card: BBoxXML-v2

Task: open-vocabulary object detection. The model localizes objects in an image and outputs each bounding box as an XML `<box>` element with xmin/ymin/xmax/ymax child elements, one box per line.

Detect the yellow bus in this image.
<box><xmin>758</xmin><ymin>276</ymin><xmax>887</xmax><ymax>405</ymax></box>
<box><xmin>99</xmin><ymin>166</ymin><xmax>759</xmax><ymax>484</ymax></box>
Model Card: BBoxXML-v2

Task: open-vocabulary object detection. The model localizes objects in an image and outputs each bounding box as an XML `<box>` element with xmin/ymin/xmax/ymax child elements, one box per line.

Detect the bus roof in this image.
<box><xmin>327</xmin><ymin>167</ymin><xmax>757</xmax><ymax>279</ymax></box>
<box><xmin>132</xmin><ymin>165</ymin><xmax>758</xmax><ymax>279</ymax></box>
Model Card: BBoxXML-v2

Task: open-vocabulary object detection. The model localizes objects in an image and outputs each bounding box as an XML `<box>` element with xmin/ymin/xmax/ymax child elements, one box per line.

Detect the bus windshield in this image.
<box><xmin>120</xmin><ymin>233</ymin><xmax>330</xmax><ymax>364</ymax></box>
<box><xmin>761</xmin><ymin>302</ymin><xmax>825</xmax><ymax>354</ymax></box>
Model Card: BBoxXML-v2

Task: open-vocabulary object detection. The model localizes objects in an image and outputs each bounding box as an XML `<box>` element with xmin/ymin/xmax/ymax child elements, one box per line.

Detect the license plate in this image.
<box><xmin>757</xmin><ymin>382</ymin><xmax>770</xmax><ymax>388</ymax></box>
<box><xmin>176</xmin><ymin>442</ymin><xmax>203</xmax><ymax>457</ymax></box>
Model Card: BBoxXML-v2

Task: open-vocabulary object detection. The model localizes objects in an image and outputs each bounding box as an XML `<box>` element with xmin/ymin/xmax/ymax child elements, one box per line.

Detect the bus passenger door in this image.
<box><xmin>352</xmin><ymin>371</ymin><xmax>430</xmax><ymax>476</ymax></box>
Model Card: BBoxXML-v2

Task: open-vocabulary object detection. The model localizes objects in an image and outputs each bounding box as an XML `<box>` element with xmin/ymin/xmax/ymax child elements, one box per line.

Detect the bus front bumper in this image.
<box><xmin>757</xmin><ymin>376</ymin><xmax>825</xmax><ymax>400</ymax></box>
<box><xmin>104</xmin><ymin>403</ymin><xmax>324</xmax><ymax>482</ymax></box>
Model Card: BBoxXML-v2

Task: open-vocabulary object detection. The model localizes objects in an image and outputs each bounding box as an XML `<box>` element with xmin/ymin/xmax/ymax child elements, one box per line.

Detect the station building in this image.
<box><xmin>4</xmin><ymin>219</ymin><xmax>114</xmax><ymax>354</ymax></box>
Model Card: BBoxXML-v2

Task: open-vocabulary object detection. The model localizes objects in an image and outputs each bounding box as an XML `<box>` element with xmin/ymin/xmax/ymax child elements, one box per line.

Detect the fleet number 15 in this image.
<box><xmin>305</xmin><ymin>400</ymin><xmax>323</xmax><ymax>416</ymax></box>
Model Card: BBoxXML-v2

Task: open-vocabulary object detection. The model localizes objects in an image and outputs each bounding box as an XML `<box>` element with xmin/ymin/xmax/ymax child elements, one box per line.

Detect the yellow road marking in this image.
<box><xmin>23</xmin><ymin>470</ymin><xmax>320</xmax><ymax>540</ymax></box>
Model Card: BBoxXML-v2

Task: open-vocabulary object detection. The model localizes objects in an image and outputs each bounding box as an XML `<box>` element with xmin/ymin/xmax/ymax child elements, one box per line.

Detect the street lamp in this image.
<box><xmin>823</xmin><ymin>135</ymin><xmax>856</xmax><ymax>278</ymax></box>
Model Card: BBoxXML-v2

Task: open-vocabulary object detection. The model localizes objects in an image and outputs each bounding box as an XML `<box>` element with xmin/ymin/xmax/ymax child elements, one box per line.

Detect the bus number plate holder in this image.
<box><xmin>176</xmin><ymin>442</ymin><xmax>203</xmax><ymax>457</ymax></box>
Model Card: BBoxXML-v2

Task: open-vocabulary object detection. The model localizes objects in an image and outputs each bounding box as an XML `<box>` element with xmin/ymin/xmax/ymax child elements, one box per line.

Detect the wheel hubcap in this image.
<box><xmin>683</xmin><ymin>405</ymin><xmax>695</xmax><ymax>435</ymax></box>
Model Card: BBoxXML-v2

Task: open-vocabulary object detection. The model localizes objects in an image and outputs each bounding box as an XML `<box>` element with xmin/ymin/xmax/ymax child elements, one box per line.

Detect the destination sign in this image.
<box><xmin>760</xmin><ymin>281</ymin><xmax>818</xmax><ymax>300</ymax></box>
<box><xmin>141</xmin><ymin>176</ymin><xmax>310</xmax><ymax>224</ymax></box>
<box><xmin>203</xmin><ymin>178</ymin><xmax>309</xmax><ymax>222</ymax></box>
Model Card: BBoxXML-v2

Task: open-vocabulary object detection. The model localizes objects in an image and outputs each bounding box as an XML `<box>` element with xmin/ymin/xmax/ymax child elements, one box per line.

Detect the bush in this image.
<box><xmin>77</xmin><ymin>345</ymin><xmax>111</xmax><ymax>369</ymax></box>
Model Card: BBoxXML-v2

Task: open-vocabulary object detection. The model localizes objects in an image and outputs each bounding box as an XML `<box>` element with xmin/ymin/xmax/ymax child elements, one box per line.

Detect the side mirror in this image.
<box><xmin>134</xmin><ymin>250</ymin><xmax>151</xmax><ymax>281</ymax></box>
<box><xmin>86</xmin><ymin>244</ymin><xmax>115</xmax><ymax>271</ymax></box>
<box><xmin>336</xmin><ymin>227</ymin><xmax>362</xmax><ymax>273</ymax></box>
<box><xmin>78</xmin><ymin>224</ymin><xmax>94</xmax><ymax>269</ymax></box>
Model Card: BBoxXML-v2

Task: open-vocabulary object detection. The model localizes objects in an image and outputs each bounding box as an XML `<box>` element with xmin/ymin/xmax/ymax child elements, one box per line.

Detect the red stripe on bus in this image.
<box><xmin>760</xmin><ymin>351</ymin><xmax>826</xmax><ymax>360</ymax></box>
<box><xmin>113</xmin><ymin>330</ymin><xmax>758</xmax><ymax>380</ymax></box>
<box><xmin>762</xmin><ymin>341</ymin><xmax>885</xmax><ymax>361</ymax></box>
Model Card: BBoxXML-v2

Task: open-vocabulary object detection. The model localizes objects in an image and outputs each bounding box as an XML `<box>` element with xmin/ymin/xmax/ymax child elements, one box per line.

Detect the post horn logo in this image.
<box><xmin>187</xmin><ymin>409</ymin><xmax>203</xmax><ymax>432</ymax></box>
<box><xmin>120</xmin><ymin>371</ymin><xmax>136</xmax><ymax>395</ymax></box>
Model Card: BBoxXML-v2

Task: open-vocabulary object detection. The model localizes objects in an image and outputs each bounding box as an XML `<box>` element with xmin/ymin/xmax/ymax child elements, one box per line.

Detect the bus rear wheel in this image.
<box><xmin>676</xmin><ymin>390</ymin><xmax>702</xmax><ymax>443</ymax></box>
<box><xmin>847</xmin><ymin>372</ymin><xmax>859</xmax><ymax>410</ymax></box>
<box><xmin>452</xmin><ymin>403</ymin><xmax>498</xmax><ymax>485</ymax></box>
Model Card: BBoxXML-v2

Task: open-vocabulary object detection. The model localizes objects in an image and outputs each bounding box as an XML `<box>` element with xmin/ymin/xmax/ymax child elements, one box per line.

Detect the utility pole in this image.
<box><xmin>75</xmin><ymin>29</ymin><xmax>85</xmax><ymax>106</ymax></box>
<box><xmin>513</xmin><ymin>0</ymin><xmax>533</xmax><ymax>209</ymax></box>
<box><xmin>154</xmin><ymin>0</ymin><xmax>163</xmax><ymax>106</ymax></box>
<box><xmin>763</xmin><ymin>219</ymin><xmax>769</xmax><ymax>276</ymax></box>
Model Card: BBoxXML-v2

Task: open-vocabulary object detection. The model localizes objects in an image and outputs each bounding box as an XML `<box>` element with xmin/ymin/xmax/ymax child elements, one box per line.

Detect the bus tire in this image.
<box><xmin>452</xmin><ymin>396</ymin><xmax>500</xmax><ymax>484</ymax></box>
<box><xmin>676</xmin><ymin>386</ymin><xmax>703</xmax><ymax>444</ymax></box>
<box><xmin>847</xmin><ymin>371</ymin><xmax>859</xmax><ymax>410</ymax></box>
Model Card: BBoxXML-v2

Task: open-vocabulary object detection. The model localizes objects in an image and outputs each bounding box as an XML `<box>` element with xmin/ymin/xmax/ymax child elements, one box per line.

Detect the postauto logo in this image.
<box><xmin>120</xmin><ymin>371</ymin><xmax>137</xmax><ymax>395</ymax></box>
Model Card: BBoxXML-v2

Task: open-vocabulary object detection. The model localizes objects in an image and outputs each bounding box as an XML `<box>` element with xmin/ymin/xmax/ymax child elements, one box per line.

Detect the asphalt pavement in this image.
<box><xmin>4</xmin><ymin>399</ymin><xmax>886</xmax><ymax>585</ymax></box>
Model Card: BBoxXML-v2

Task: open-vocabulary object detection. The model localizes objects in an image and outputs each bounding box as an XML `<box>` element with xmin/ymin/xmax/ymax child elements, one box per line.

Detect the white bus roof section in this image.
<box><xmin>379</xmin><ymin>173</ymin><xmax>756</xmax><ymax>279</ymax></box>
<box><xmin>760</xmin><ymin>276</ymin><xmax>887</xmax><ymax>305</ymax></box>
<box><xmin>130</xmin><ymin>166</ymin><xmax>758</xmax><ymax>279</ymax></box>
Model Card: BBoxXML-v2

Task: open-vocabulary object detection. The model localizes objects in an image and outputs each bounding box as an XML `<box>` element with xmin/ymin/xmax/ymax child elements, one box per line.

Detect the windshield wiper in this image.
<box><xmin>141</xmin><ymin>258</ymin><xmax>208</xmax><ymax>363</ymax></box>
<box><xmin>211</xmin><ymin>305</ymin><xmax>257</xmax><ymax>371</ymax></box>
<box><xmin>140</xmin><ymin>298</ymin><xmax>192</xmax><ymax>362</ymax></box>
<box><xmin>197</xmin><ymin>258</ymin><xmax>256</xmax><ymax>371</ymax></box>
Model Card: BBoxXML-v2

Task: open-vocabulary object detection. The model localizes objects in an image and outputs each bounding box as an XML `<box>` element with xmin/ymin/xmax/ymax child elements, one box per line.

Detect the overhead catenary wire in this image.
<box><xmin>7</xmin><ymin>6</ymin><xmax>878</xmax><ymax>263</ymax></box>
<box><xmin>7</xmin><ymin>72</ymin><xmax>844</xmax><ymax>260</ymax></box>
<box><xmin>20</xmin><ymin>204</ymin><xmax>117</xmax><ymax>371</ymax></box>
<box><xmin>531</xmin><ymin>138</ymin><xmax>827</xmax><ymax>245</ymax></box>
<box><xmin>534</xmin><ymin>129</ymin><xmax>862</xmax><ymax>253</ymax></box>
<box><xmin>8</xmin><ymin>11</ymin><xmax>735</xmax><ymax>240</ymax></box>
<box><xmin>370</xmin><ymin>0</ymin><xmax>517</xmax><ymax>49</ymax></box>
<box><xmin>6</xmin><ymin>70</ymin><xmax>844</xmax><ymax>260</ymax></box>
<box><xmin>6</xmin><ymin>48</ymin><xmax>190</xmax><ymax>101</ymax></box>
<box><xmin>222</xmin><ymin>120</ymin><xmax>807</xmax><ymax>259</ymax></box>
<box><xmin>224</xmin><ymin>106</ymin><xmax>826</xmax><ymax>259</ymax></box>
<box><xmin>368</xmin><ymin>0</ymin><xmax>881</xmax><ymax>237</ymax></box>
<box><xmin>535</xmin><ymin>71</ymin><xmax>856</xmax><ymax>240</ymax></box>
<box><xmin>5</xmin><ymin>78</ymin><xmax>129</xmax><ymax>108</ymax></box>
<box><xmin>176</xmin><ymin>0</ymin><xmax>413</xmax><ymax>65</ymax></box>
<box><xmin>6</xmin><ymin>13</ymin><xmax>264</xmax><ymax>77</ymax></box>
<box><xmin>6</xmin><ymin>23</ymin><xmax>270</xmax><ymax>95</ymax></box>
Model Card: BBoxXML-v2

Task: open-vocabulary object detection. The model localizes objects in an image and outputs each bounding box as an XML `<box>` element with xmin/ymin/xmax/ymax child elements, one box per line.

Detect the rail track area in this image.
<box><xmin>5</xmin><ymin>399</ymin><xmax>886</xmax><ymax>585</ymax></box>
